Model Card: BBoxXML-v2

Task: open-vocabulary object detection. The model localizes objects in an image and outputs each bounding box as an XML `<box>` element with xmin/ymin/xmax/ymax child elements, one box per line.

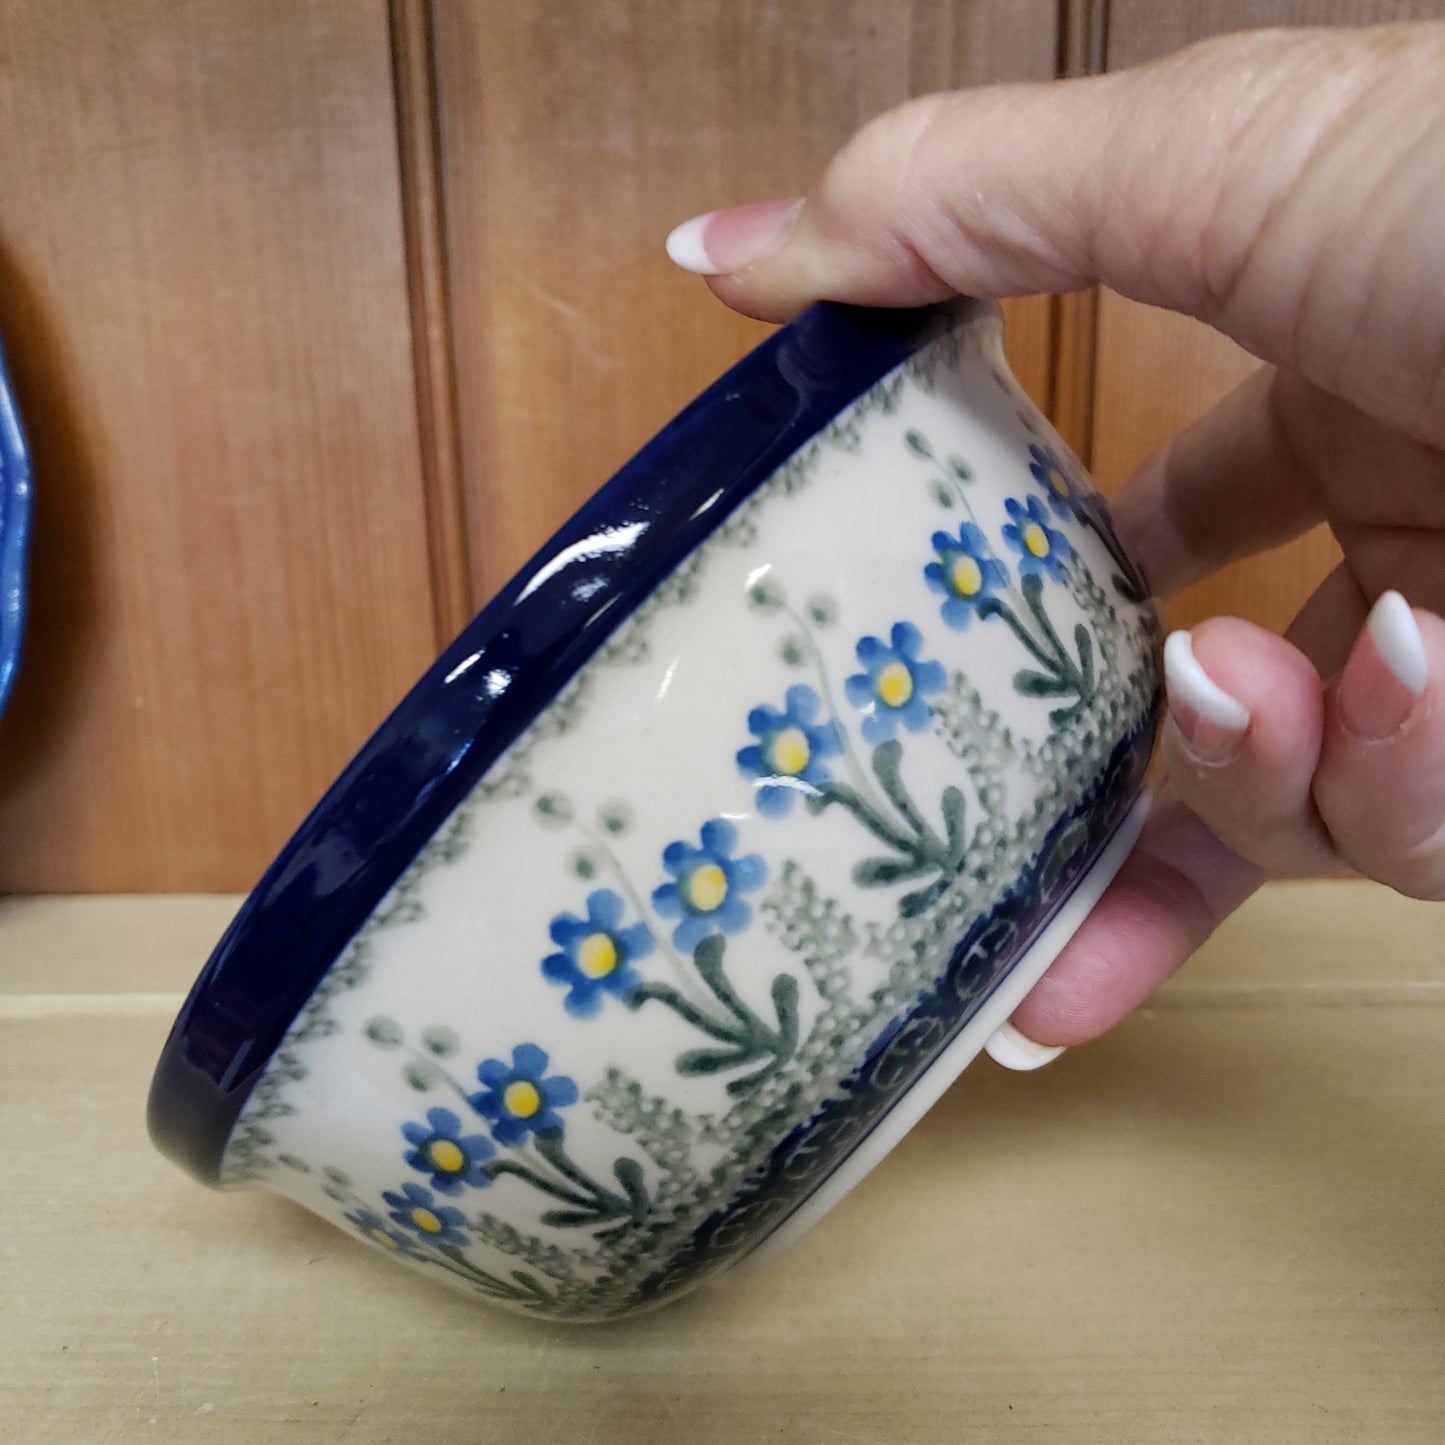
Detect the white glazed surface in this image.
<box><xmin>222</xmin><ymin>307</ymin><xmax>1159</xmax><ymax>1319</ymax></box>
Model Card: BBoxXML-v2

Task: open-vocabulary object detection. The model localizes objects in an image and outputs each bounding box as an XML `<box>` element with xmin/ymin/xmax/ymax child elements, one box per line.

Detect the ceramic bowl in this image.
<box><xmin>0</xmin><ymin>339</ymin><xmax>32</xmax><ymax>716</ymax></box>
<box><xmin>149</xmin><ymin>300</ymin><xmax>1161</xmax><ymax>1322</ymax></box>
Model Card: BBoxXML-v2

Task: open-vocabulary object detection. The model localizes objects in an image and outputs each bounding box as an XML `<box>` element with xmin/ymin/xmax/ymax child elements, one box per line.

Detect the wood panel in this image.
<box><xmin>431</xmin><ymin>0</ymin><xmax>1061</xmax><ymax>605</ymax></box>
<box><xmin>1091</xmin><ymin>0</ymin><xmax>1445</xmax><ymax>635</ymax></box>
<box><xmin>0</xmin><ymin>2</ymin><xmax>438</xmax><ymax>894</ymax></box>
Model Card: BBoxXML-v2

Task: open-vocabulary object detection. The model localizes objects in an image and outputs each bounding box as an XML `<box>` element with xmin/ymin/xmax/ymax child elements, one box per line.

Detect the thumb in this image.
<box><xmin>667</xmin><ymin>25</ymin><xmax>1445</xmax><ymax>435</ymax></box>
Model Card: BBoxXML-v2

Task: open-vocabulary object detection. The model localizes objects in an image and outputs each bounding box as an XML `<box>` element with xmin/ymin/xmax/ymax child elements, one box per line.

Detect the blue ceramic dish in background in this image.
<box><xmin>0</xmin><ymin>340</ymin><xmax>32</xmax><ymax>716</ymax></box>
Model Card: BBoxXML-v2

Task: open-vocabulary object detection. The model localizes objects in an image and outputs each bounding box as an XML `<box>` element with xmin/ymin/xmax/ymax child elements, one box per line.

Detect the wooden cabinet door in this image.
<box><xmin>6</xmin><ymin>1</ymin><xmax>1432</xmax><ymax>893</ymax></box>
<box><xmin>429</xmin><ymin>0</ymin><xmax>1062</xmax><ymax>607</ymax></box>
<box><xmin>0</xmin><ymin>1</ymin><xmax>437</xmax><ymax>892</ymax></box>
<box><xmin>0</xmin><ymin>0</ymin><xmax>1061</xmax><ymax>894</ymax></box>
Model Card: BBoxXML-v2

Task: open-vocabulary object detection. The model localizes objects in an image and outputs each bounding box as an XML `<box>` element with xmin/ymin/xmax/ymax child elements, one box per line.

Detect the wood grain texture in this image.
<box><xmin>1091</xmin><ymin>0</ymin><xmax>1445</xmax><ymax>635</ymax></box>
<box><xmin>431</xmin><ymin>0</ymin><xmax>1060</xmax><ymax>606</ymax></box>
<box><xmin>0</xmin><ymin>1</ymin><xmax>437</xmax><ymax>892</ymax></box>
<box><xmin>390</xmin><ymin>0</ymin><xmax>474</xmax><ymax>643</ymax></box>
<box><xmin>4</xmin><ymin>884</ymin><xmax>1444</xmax><ymax>1441</ymax></box>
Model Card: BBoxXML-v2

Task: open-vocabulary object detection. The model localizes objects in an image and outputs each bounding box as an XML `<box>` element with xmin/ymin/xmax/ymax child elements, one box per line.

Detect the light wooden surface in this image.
<box><xmin>2</xmin><ymin>882</ymin><xmax>1442</xmax><ymax>1441</ymax></box>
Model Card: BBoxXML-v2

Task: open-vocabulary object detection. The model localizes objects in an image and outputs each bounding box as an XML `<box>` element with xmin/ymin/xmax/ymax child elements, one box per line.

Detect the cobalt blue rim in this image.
<box><xmin>0</xmin><ymin>338</ymin><xmax>32</xmax><ymax>716</ymax></box>
<box><xmin>147</xmin><ymin>300</ymin><xmax>966</xmax><ymax>1186</ymax></box>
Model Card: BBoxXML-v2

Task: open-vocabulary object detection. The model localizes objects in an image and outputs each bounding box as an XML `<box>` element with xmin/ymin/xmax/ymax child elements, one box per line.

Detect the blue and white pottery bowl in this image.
<box><xmin>0</xmin><ymin>338</ymin><xmax>32</xmax><ymax>716</ymax></box>
<box><xmin>150</xmin><ymin>300</ymin><xmax>1161</xmax><ymax>1322</ymax></box>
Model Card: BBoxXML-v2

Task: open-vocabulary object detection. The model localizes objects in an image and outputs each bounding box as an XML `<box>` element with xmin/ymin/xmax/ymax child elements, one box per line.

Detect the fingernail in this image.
<box><xmin>1338</xmin><ymin>590</ymin><xmax>1427</xmax><ymax>740</ymax></box>
<box><xmin>1163</xmin><ymin>630</ymin><xmax>1251</xmax><ymax>762</ymax></box>
<box><xmin>665</xmin><ymin>198</ymin><xmax>802</xmax><ymax>275</ymax></box>
<box><xmin>984</xmin><ymin>1021</ymin><xmax>1066</xmax><ymax>1072</ymax></box>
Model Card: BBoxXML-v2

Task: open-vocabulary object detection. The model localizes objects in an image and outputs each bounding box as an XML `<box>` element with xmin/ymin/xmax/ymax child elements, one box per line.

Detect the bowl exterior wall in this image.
<box><xmin>220</xmin><ymin>309</ymin><xmax>1160</xmax><ymax>1320</ymax></box>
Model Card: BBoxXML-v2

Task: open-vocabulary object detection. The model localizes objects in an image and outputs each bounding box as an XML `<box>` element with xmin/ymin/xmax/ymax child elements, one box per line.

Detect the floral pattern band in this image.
<box><xmin>219</xmin><ymin>312</ymin><xmax>1161</xmax><ymax>1320</ymax></box>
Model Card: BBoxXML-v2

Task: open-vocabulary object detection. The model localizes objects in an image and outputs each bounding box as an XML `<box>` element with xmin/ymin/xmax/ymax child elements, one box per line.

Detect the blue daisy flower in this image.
<box><xmin>400</xmin><ymin>1106</ymin><xmax>495</xmax><ymax>1194</ymax></box>
<box><xmin>736</xmin><ymin>683</ymin><xmax>842</xmax><ymax>816</ymax></box>
<box><xmin>381</xmin><ymin>1183</ymin><xmax>470</xmax><ymax>1248</ymax></box>
<box><xmin>923</xmin><ymin>524</ymin><xmax>1008</xmax><ymax>629</ymax></box>
<box><xmin>541</xmin><ymin>889</ymin><xmax>653</xmax><ymax>1018</ymax></box>
<box><xmin>651</xmin><ymin>818</ymin><xmax>766</xmax><ymax>952</ymax></box>
<box><xmin>1002</xmin><ymin>496</ymin><xmax>1073</xmax><ymax>582</ymax></box>
<box><xmin>1027</xmin><ymin>442</ymin><xmax>1081</xmax><ymax>519</ymax></box>
<box><xmin>844</xmin><ymin>622</ymin><xmax>946</xmax><ymax>744</ymax></box>
<box><xmin>344</xmin><ymin>1206</ymin><xmax>426</xmax><ymax>1258</ymax></box>
<box><xmin>469</xmin><ymin>1043</ymin><xmax>579</xmax><ymax>1147</ymax></box>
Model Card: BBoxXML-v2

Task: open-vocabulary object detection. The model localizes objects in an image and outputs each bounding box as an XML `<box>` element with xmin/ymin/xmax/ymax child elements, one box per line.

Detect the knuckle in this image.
<box><xmin>1334</xmin><ymin>814</ymin><xmax>1445</xmax><ymax>902</ymax></box>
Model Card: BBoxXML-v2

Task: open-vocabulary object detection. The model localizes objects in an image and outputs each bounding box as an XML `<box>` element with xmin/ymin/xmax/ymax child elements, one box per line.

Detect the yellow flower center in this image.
<box><xmin>767</xmin><ymin>726</ymin><xmax>811</xmax><ymax>777</ymax></box>
<box><xmin>503</xmin><ymin>1080</ymin><xmax>542</xmax><ymax>1119</ymax></box>
<box><xmin>876</xmin><ymin>660</ymin><xmax>914</xmax><ymax>709</ymax></box>
<box><xmin>427</xmin><ymin>1138</ymin><xmax>466</xmax><ymax>1175</ymax></box>
<box><xmin>685</xmin><ymin>862</ymin><xmax>729</xmax><ymax>914</ymax></box>
<box><xmin>368</xmin><ymin>1228</ymin><xmax>400</xmax><ymax>1250</ymax></box>
<box><xmin>577</xmin><ymin>931</ymin><xmax>619</xmax><ymax>978</ymax></box>
<box><xmin>1023</xmin><ymin>522</ymin><xmax>1050</xmax><ymax>559</ymax></box>
<box><xmin>949</xmin><ymin>554</ymin><xmax>983</xmax><ymax>598</ymax></box>
<box><xmin>410</xmin><ymin>1207</ymin><xmax>444</xmax><ymax>1234</ymax></box>
<box><xmin>1047</xmin><ymin>467</ymin><xmax>1069</xmax><ymax>498</ymax></box>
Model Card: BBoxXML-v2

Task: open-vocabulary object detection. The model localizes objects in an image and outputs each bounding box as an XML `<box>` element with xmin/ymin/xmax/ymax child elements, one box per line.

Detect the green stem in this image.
<box><xmin>691</xmin><ymin>932</ymin><xmax>769</xmax><ymax>1030</ymax></box>
<box><xmin>782</xmin><ymin>601</ymin><xmax>869</xmax><ymax>798</ymax></box>
<box><xmin>628</xmin><ymin>980</ymin><xmax>745</xmax><ymax>1043</ymax></box>
<box><xmin>949</xmin><ymin>475</ymin><xmax>984</xmax><ymax>529</ymax></box>
<box><xmin>870</xmin><ymin>740</ymin><xmax>948</xmax><ymax>860</ymax></box>
<box><xmin>1021</xmin><ymin>576</ymin><xmax>1073</xmax><ymax>675</ymax></box>
<box><xmin>813</xmin><ymin>781</ymin><xmax>929</xmax><ymax>861</ymax></box>
<box><xmin>437</xmin><ymin>1245</ymin><xmax>552</xmax><ymax>1307</ymax></box>
<box><xmin>1022</xmin><ymin>574</ymin><xmax>1094</xmax><ymax>702</ymax></box>
<box><xmin>483</xmin><ymin>1157</ymin><xmax>596</xmax><ymax>1209</ymax></box>
<box><xmin>979</xmin><ymin>598</ymin><xmax>1059</xmax><ymax>676</ymax></box>
<box><xmin>532</xmin><ymin>1132</ymin><xmax>631</xmax><ymax>1215</ymax></box>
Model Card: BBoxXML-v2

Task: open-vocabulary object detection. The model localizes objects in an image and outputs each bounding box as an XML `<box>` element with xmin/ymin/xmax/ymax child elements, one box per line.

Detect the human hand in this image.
<box><xmin>664</xmin><ymin>24</ymin><xmax>1445</xmax><ymax>1051</ymax></box>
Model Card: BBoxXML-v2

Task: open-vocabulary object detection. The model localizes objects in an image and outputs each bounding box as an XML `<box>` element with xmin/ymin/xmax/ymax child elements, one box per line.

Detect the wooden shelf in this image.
<box><xmin>3</xmin><ymin>880</ymin><xmax>1442</xmax><ymax>1441</ymax></box>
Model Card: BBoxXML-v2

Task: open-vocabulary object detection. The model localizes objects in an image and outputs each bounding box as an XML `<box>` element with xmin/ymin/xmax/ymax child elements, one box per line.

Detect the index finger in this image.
<box><xmin>677</xmin><ymin>25</ymin><xmax>1445</xmax><ymax>450</ymax></box>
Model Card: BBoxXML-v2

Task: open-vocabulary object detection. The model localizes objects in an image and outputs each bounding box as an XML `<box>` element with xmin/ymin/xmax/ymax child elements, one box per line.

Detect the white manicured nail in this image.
<box><xmin>665</xmin><ymin>199</ymin><xmax>801</xmax><ymax>276</ymax></box>
<box><xmin>1163</xmin><ymin>630</ymin><xmax>1250</xmax><ymax>731</ymax></box>
<box><xmin>665</xmin><ymin>214</ymin><xmax>717</xmax><ymax>274</ymax></box>
<box><xmin>985</xmin><ymin>1021</ymin><xmax>1066</xmax><ymax>1071</ymax></box>
<box><xmin>1366</xmin><ymin>591</ymin><xmax>1427</xmax><ymax>696</ymax></box>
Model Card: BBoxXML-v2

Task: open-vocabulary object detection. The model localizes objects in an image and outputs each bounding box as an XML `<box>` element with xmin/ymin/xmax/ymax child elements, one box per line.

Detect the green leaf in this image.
<box><xmin>1013</xmin><ymin>668</ymin><xmax>1072</xmax><ymax>697</ymax></box>
<box><xmin>770</xmin><ymin>973</ymin><xmax>800</xmax><ymax>1064</ymax></box>
<box><xmin>905</xmin><ymin>428</ymin><xmax>934</xmax><ymax>459</ymax></box>
<box><xmin>540</xmin><ymin>1206</ymin><xmax>608</xmax><ymax>1229</ymax></box>
<box><xmin>853</xmin><ymin>854</ymin><xmax>929</xmax><ymax>888</ymax></box>
<box><xmin>613</xmin><ymin>1156</ymin><xmax>649</xmax><ymax>1215</ymax></box>
<box><xmin>948</xmin><ymin>455</ymin><xmax>972</xmax><ymax>481</ymax></box>
<box><xmin>676</xmin><ymin>1045</ymin><xmax>752</xmax><ymax>1077</ymax></box>
<box><xmin>691</xmin><ymin>933</ymin><xmax>755</xmax><ymax>1027</ymax></box>
<box><xmin>1111</xmin><ymin>570</ymin><xmax>1146</xmax><ymax>603</ymax></box>
<box><xmin>1074</xmin><ymin>623</ymin><xmax>1095</xmax><ymax>695</ymax></box>
<box><xmin>940</xmin><ymin>785</ymin><xmax>968</xmax><ymax>858</ymax></box>
<box><xmin>899</xmin><ymin>877</ymin><xmax>950</xmax><ymax>917</ymax></box>
<box><xmin>870</xmin><ymin>739</ymin><xmax>926</xmax><ymax>836</ymax></box>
